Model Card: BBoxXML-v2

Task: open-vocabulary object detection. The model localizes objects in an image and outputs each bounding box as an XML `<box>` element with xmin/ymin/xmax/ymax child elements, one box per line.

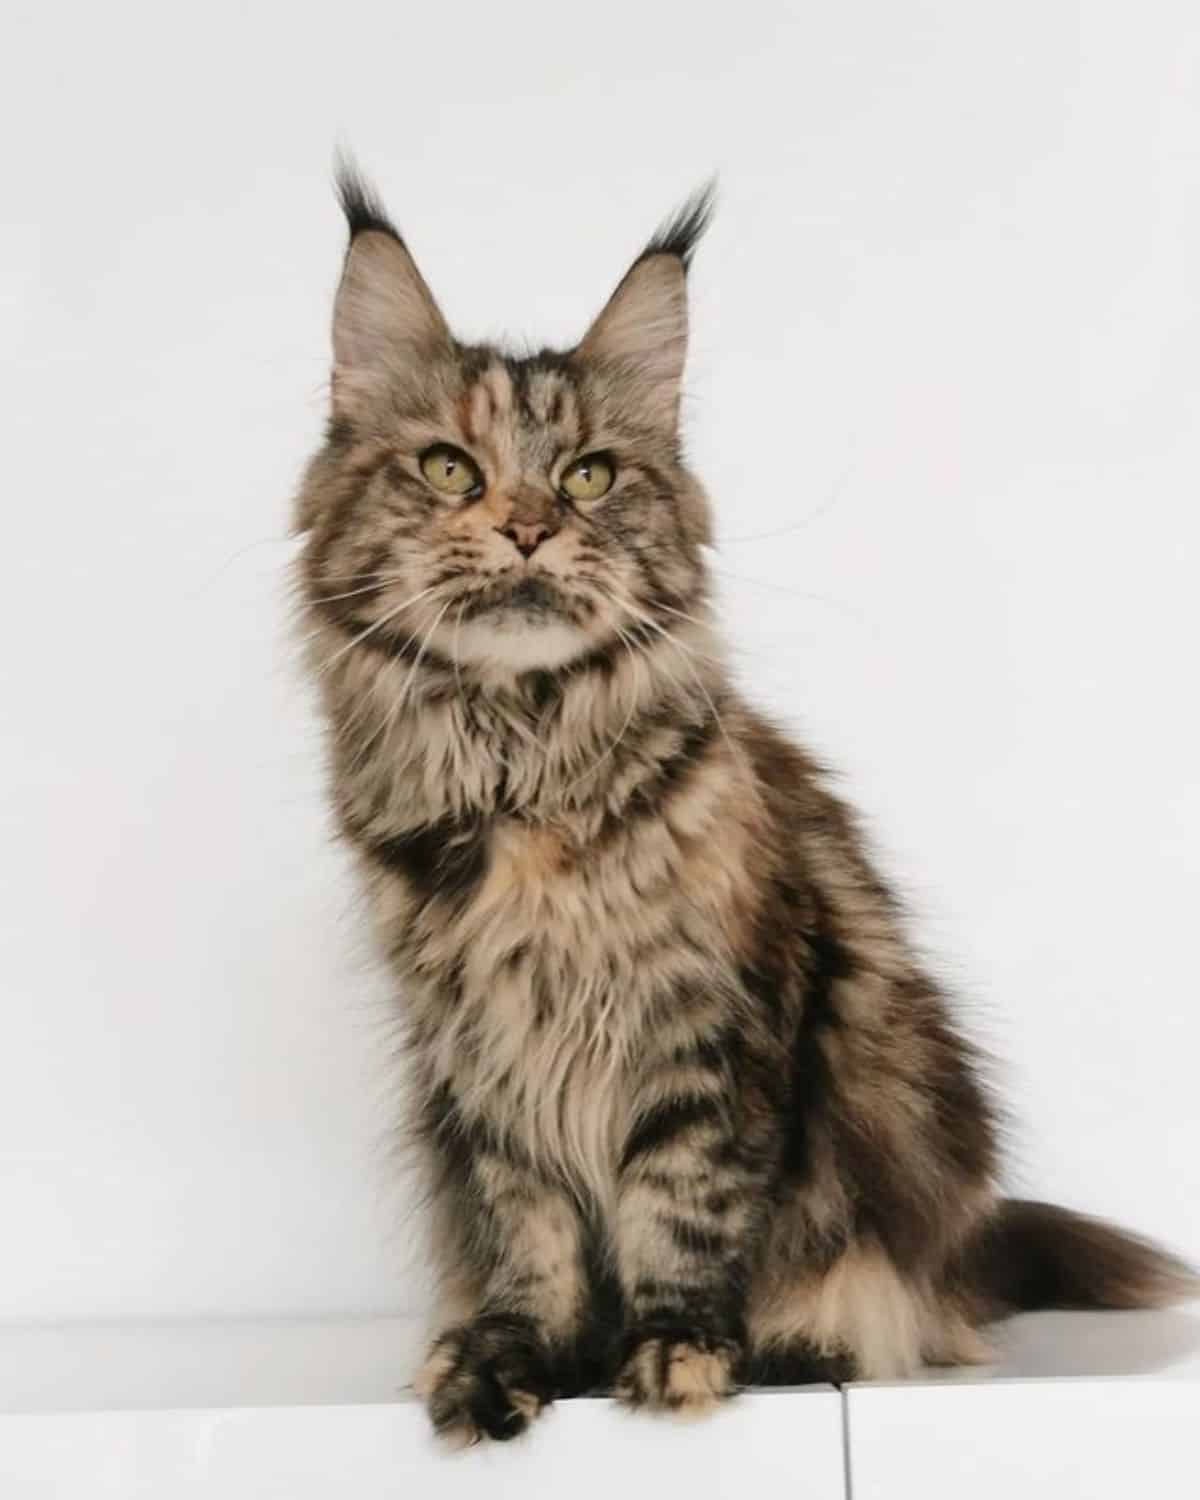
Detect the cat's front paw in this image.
<box><xmin>614</xmin><ymin>1325</ymin><xmax>740</xmax><ymax>1416</ymax></box>
<box><xmin>414</xmin><ymin>1314</ymin><xmax>555</xmax><ymax>1444</ymax></box>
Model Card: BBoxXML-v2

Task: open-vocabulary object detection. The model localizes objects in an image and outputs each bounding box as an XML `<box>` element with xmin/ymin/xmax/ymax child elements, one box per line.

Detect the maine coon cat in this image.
<box><xmin>293</xmin><ymin>164</ymin><xmax>1196</xmax><ymax>1443</ymax></box>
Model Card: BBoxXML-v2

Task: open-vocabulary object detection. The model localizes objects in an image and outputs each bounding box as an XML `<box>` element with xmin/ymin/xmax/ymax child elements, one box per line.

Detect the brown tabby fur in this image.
<box><xmin>292</xmin><ymin>164</ymin><xmax>1196</xmax><ymax>1443</ymax></box>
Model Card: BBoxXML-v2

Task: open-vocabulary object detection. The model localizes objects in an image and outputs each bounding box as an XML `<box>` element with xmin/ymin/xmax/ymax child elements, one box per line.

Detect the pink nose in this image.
<box><xmin>498</xmin><ymin>520</ymin><xmax>557</xmax><ymax>559</ymax></box>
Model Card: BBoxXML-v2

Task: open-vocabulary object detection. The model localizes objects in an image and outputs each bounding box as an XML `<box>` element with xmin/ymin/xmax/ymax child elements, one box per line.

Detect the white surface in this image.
<box><xmin>0</xmin><ymin>1317</ymin><xmax>425</xmax><ymax>1415</ymax></box>
<box><xmin>0</xmin><ymin>1390</ymin><xmax>845</xmax><ymax>1500</ymax></box>
<box><xmin>847</xmin><ymin>1308</ymin><xmax>1200</xmax><ymax>1498</ymax></box>
<box><xmin>2</xmin><ymin>1</ymin><xmax>1199</xmax><ymax>1326</ymax></box>
<box><xmin>847</xmin><ymin>1380</ymin><xmax>1198</xmax><ymax>1500</ymax></box>
<box><xmin>931</xmin><ymin>1305</ymin><xmax>1200</xmax><ymax>1382</ymax></box>
<box><xmin>0</xmin><ymin>1398</ymin><xmax>847</xmax><ymax>1500</ymax></box>
<box><xmin>2</xmin><ymin>1311</ymin><xmax>1199</xmax><ymax>1498</ymax></box>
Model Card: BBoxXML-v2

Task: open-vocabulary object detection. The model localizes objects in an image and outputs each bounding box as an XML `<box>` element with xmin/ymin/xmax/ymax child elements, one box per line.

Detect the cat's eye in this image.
<box><xmin>559</xmin><ymin>453</ymin><xmax>615</xmax><ymax>503</ymax></box>
<box><xmin>419</xmin><ymin>444</ymin><xmax>483</xmax><ymax>499</ymax></box>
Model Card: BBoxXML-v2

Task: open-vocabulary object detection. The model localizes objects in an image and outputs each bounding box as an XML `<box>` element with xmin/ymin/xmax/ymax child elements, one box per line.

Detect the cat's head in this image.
<box><xmin>296</xmin><ymin>164</ymin><xmax>714</xmax><ymax>675</ymax></box>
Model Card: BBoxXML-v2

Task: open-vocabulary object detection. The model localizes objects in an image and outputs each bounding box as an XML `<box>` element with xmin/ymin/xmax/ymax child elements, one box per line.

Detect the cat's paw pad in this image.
<box><xmin>615</xmin><ymin>1329</ymin><xmax>739</xmax><ymax>1416</ymax></box>
<box><xmin>414</xmin><ymin>1316</ymin><xmax>554</xmax><ymax>1444</ymax></box>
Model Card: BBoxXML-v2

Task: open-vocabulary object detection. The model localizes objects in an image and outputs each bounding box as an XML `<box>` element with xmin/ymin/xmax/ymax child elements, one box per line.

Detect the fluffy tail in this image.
<box><xmin>959</xmin><ymin>1199</ymin><xmax>1199</xmax><ymax>1321</ymax></box>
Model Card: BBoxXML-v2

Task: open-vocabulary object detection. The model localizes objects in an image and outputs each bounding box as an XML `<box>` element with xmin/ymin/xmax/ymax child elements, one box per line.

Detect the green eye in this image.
<box><xmin>420</xmin><ymin>444</ymin><xmax>483</xmax><ymax>498</ymax></box>
<box><xmin>560</xmin><ymin>453</ymin><xmax>615</xmax><ymax>502</ymax></box>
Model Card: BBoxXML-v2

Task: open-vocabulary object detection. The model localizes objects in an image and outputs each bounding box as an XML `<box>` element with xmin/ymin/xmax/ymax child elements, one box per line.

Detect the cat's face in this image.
<box><xmin>296</xmin><ymin>173</ymin><xmax>714</xmax><ymax>675</ymax></box>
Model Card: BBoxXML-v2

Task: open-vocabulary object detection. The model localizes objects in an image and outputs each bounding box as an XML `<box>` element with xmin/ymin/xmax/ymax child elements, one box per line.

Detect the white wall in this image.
<box><xmin>2</xmin><ymin>0</ymin><xmax>1198</xmax><ymax>1323</ymax></box>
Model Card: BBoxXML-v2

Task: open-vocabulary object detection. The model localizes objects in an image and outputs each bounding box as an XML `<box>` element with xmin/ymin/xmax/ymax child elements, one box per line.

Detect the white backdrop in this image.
<box><xmin>2</xmin><ymin>0</ymin><xmax>1198</xmax><ymax>1324</ymax></box>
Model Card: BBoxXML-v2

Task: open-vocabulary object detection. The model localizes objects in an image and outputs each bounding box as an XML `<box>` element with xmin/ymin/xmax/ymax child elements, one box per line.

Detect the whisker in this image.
<box><xmin>451</xmin><ymin>598</ymin><xmax>469</xmax><ymax>711</ymax></box>
<box><xmin>606</xmin><ymin>596</ymin><xmax>736</xmax><ymax>757</ymax></box>
<box><xmin>313</xmin><ymin>586</ymin><xmax>441</xmax><ymax>678</ymax></box>
<box><xmin>300</xmin><ymin>566</ymin><xmax>415</xmax><ymax>587</ymax></box>
<box><xmin>310</xmin><ymin>576</ymin><xmax>411</xmax><ymax>605</ymax></box>
<box><xmin>558</xmin><ymin>638</ymin><xmax>642</xmax><ymax>802</ymax></box>
<box><xmin>398</xmin><ymin>598</ymin><xmax>454</xmax><ymax>707</ymax></box>
<box><xmin>190</xmin><ymin>533</ymin><xmax>294</xmax><ymax>598</ymax></box>
<box><xmin>710</xmin><ymin>568</ymin><xmax>876</xmax><ymax>629</ymax></box>
<box><xmin>655</xmin><ymin>636</ymin><xmax>736</xmax><ymax>757</ymax></box>
<box><xmin>652</xmin><ymin>600</ymin><xmax>714</xmax><ymax>632</ymax></box>
<box><xmin>716</xmin><ymin>438</ymin><xmax>861</xmax><ymax>545</ymax></box>
<box><xmin>292</xmin><ymin>573</ymin><xmax>429</xmax><ymax>649</ymax></box>
<box><xmin>345</xmin><ymin>598</ymin><xmax>454</xmax><ymax>774</ymax></box>
<box><xmin>605</xmin><ymin>589</ymin><xmax>722</xmax><ymax>669</ymax></box>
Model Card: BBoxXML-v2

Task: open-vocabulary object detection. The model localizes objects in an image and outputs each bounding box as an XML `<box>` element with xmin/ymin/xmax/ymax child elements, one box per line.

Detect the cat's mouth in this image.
<box><xmin>460</xmin><ymin>571</ymin><xmax>567</xmax><ymax>621</ymax></box>
<box><xmin>446</xmin><ymin>570</ymin><xmax>595</xmax><ymax>671</ymax></box>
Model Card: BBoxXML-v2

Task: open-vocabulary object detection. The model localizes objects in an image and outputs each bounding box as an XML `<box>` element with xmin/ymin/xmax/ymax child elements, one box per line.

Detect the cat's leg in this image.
<box><xmin>413</xmin><ymin>1104</ymin><xmax>588</xmax><ymax>1443</ymax></box>
<box><xmin>612</xmin><ymin>1023</ymin><xmax>778</xmax><ymax>1415</ymax></box>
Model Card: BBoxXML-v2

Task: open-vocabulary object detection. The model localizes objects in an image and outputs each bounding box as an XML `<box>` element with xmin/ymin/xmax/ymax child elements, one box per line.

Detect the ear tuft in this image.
<box><xmin>334</xmin><ymin>150</ymin><xmax>404</xmax><ymax>243</ymax></box>
<box><xmin>636</xmin><ymin>179</ymin><xmax>717</xmax><ymax>270</ymax></box>
<box><xmin>328</xmin><ymin>152</ymin><xmax>450</xmax><ymax>411</ymax></box>
<box><xmin>574</xmin><ymin>182</ymin><xmax>715</xmax><ymax>432</ymax></box>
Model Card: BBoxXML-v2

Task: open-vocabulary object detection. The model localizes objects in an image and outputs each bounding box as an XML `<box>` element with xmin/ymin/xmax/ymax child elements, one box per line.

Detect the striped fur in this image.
<box><xmin>292</xmin><ymin>166</ymin><xmax>1197</xmax><ymax>1443</ymax></box>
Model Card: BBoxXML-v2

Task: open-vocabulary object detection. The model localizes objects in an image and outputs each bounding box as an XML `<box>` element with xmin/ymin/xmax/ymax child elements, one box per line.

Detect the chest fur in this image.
<box><xmin>385</xmin><ymin>809</ymin><xmax>738</xmax><ymax>1192</ymax></box>
<box><xmin>405</xmin><ymin>820</ymin><xmax>668</xmax><ymax>1190</ymax></box>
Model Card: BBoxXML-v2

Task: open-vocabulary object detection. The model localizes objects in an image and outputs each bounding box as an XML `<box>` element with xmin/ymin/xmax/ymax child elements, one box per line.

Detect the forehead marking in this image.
<box><xmin>463</xmin><ymin>362</ymin><xmax>514</xmax><ymax>443</ymax></box>
<box><xmin>524</xmin><ymin>369</ymin><xmax>563</xmax><ymax>426</ymax></box>
<box><xmin>526</xmin><ymin>371</ymin><xmax>582</xmax><ymax>451</ymax></box>
<box><xmin>556</xmin><ymin>381</ymin><xmax>582</xmax><ymax>445</ymax></box>
<box><xmin>458</xmin><ymin>361</ymin><xmax>519</xmax><ymax>490</ymax></box>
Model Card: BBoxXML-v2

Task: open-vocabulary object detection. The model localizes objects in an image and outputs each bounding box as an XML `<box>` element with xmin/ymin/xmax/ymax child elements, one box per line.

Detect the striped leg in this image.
<box><xmin>613</xmin><ymin>1024</ymin><xmax>777</xmax><ymax>1414</ymax></box>
<box><xmin>414</xmin><ymin>1100</ymin><xmax>588</xmax><ymax>1442</ymax></box>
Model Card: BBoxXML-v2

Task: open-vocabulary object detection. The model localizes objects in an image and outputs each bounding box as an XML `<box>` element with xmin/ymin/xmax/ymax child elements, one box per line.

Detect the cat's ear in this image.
<box><xmin>330</xmin><ymin>160</ymin><xmax>450</xmax><ymax>412</ymax></box>
<box><xmin>575</xmin><ymin>184</ymin><xmax>715</xmax><ymax>432</ymax></box>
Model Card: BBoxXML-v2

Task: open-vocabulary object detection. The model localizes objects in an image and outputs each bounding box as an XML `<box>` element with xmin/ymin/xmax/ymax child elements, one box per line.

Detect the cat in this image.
<box><xmin>293</xmin><ymin>162</ymin><xmax>1196</xmax><ymax>1444</ymax></box>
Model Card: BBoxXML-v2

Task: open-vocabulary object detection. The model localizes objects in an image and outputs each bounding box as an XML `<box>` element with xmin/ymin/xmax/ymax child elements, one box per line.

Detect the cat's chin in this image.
<box><xmin>446</xmin><ymin>612</ymin><xmax>594</xmax><ymax>673</ymax></box>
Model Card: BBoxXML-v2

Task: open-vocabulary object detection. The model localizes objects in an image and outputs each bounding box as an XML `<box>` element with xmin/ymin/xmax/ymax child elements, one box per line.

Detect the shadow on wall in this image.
<box><xmin>984</xmin><ymin>1308</ymin><xmax>1200</xmax><ymax>1380</ymax></box>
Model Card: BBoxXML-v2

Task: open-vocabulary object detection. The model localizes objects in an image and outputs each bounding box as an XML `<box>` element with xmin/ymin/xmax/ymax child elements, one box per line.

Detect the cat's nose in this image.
<box><xmin>498</xmin><ymin>519</ymin><xmax>558</xmax><ymax>559</ymax></box>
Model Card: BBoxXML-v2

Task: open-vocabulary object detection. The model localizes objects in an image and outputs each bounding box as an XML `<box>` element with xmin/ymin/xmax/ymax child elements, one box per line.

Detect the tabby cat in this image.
<box><xmin>293</xmin><ymin>164</ymin><xmax>1196</xmax><ymax>1443</ymax></box>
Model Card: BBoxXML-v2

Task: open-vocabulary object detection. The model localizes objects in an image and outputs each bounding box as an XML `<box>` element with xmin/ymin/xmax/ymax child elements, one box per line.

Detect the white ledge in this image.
<box><xmin>0</xmin><ymin>1309</ymin><xmax>1196</xmax><ymax>1498</ymax></box>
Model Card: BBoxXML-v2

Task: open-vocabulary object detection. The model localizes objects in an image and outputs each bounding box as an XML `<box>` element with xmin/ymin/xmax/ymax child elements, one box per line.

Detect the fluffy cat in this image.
<box><xmin>293</xmin><ymin>164</ymin><xmax>1196</xmax><ymax>1443</ymax></box>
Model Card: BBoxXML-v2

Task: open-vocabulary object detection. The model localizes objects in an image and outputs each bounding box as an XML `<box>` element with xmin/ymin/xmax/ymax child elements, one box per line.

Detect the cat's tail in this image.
<box><xmin>957</xmin><ymin>1198</ymin><xmax>1199</xmax><ymax>1321</ymax></box>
